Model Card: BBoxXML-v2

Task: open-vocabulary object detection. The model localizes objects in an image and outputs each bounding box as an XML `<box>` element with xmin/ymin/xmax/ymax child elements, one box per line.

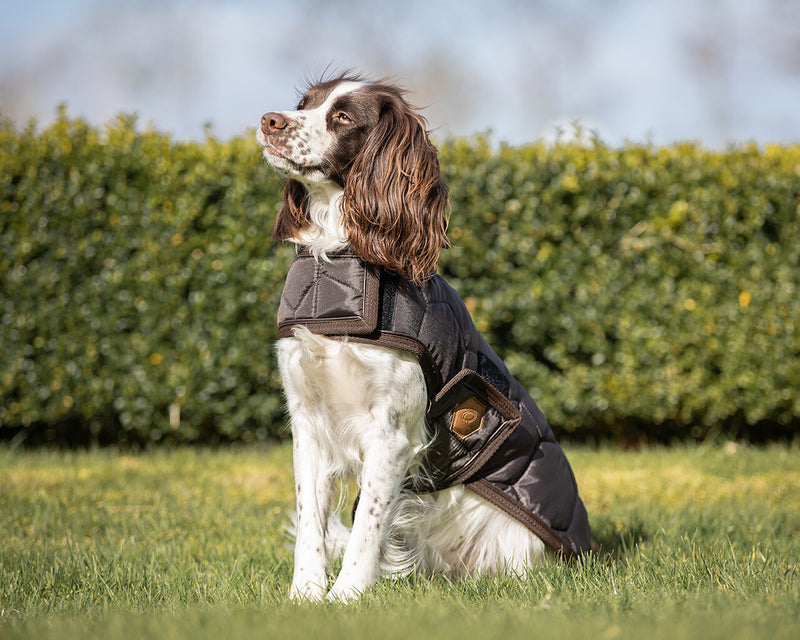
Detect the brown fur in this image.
<box><xmin>272</xmin><ymin>76</ymin><xmax>450</xmax><ymax>284</ymax></box>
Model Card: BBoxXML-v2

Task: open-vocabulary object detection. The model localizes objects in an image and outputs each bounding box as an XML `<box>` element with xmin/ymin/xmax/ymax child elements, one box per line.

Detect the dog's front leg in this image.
<box><xmin>289</xmin><ymin>423</ymin><xmax>334</xmax><ymax>602</ymax></box>
<box><xmin>327</xmin><ymin>428</ymin><xmax>411</xmax><ymax>602</ymax></box>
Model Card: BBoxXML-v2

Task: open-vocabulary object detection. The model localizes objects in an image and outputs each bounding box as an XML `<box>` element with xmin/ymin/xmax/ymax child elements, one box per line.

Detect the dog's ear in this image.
<box><xmin>341</xmin><ymin>91</ymin><xmax>449</xmax><ymax>283</ymax></box>
<box><xmin>273</xmin><ymin>179</ymin><xmax>309</xmax><ymax>242</ymax></box>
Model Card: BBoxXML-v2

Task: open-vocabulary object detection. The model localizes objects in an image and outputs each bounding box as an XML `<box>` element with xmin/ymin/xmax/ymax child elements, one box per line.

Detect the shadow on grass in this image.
<box><xmin>589</xmin><ymin>515</ymin><xmax>650</xmax><ymax>559</ymax></box>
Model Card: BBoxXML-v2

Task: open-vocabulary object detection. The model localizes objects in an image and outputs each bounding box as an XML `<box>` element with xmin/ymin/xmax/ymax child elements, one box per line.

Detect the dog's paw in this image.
<box><xmin>325</xmin><ymin>584</ymin><xmax>363</xmax><ymax>604</ymax></box>
<box><xmin>289</xmin><ymin>580</ymin><xmax>327</xmax><ymax>603</ymax></box>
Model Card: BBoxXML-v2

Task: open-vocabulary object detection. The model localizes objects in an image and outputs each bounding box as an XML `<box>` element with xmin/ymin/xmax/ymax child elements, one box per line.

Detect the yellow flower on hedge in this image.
<box><xmin>149</xmin><ymin>353</ymin><xmax>163</xmax><ymax>365</ymax></box>
<box><xmin>683</xmin><ymin>298</ymin><xmax>697</xmax><ymax>311</ymax></box>
<box><xmin>739</xmin><ymin>291</ymin><xmax>752</xmax><ymax>307</ymax></box>
<box><xmin>560</xmin><ymin>173</ymin><xmax>579</xmax><ymax>192</ymax></box>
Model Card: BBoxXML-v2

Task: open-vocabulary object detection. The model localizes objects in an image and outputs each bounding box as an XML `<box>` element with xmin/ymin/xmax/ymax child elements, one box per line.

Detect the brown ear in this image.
<box><xmin>272</xmin><ymin>179</ymin><xmax>309</xmax><ymax>242</ymax></box>
<box><xmin>341</xmin><ymin>92</ymin><xmax>449</xmax><ymax>283</ymax></box>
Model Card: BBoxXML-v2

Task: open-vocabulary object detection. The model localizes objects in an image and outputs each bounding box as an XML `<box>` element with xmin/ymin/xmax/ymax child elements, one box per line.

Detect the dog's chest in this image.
<box><xmin>285</xmin><ymin>329</ymin><xmax>428</xmax><ymax>468</ymax></box>
<box><xmin>297</xmin><ymin>342</ymin><xmax>375</xmax><ymax>420</ymax></box>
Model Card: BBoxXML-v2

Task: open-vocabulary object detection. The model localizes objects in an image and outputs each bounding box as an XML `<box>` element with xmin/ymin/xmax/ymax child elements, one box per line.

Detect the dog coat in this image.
<box><xmin>277</xmin><ymin>249</ymin><xmax>592</xmax><ymax>558</ymax></box>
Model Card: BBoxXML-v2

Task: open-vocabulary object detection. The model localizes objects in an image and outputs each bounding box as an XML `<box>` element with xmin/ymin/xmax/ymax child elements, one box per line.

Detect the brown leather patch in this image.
<box><xmin>451</xmin><ymin>396</ymin><xmax>486</xmax><ymax>439</ymax></box>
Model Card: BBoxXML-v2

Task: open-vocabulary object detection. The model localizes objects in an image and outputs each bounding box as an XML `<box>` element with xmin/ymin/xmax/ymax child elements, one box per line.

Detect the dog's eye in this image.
<box><xmin>335</xmin><ymin>112</ymin><xmax>352</xmax><ymax>123</ymax></box>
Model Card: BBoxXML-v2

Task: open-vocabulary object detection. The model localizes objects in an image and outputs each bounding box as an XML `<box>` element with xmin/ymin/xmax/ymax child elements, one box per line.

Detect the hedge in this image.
<box><xmin>1</xmin><ymin>110</ymin><xmax>799</xmax><ymax>445</ymax></box>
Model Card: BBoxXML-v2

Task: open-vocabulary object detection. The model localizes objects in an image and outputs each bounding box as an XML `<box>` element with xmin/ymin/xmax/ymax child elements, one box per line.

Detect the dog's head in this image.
<box><xmin>257</xmin><ymin>74</ymin><xmax>449</xmax><ymax>283</ymax></box>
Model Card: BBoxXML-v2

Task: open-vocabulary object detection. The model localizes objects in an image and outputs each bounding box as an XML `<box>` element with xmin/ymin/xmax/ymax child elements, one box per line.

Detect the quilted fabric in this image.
<box><xmin>278</xmin><ymin>250</ymin><xmax>592</xmax><ymax>557</ymax></box>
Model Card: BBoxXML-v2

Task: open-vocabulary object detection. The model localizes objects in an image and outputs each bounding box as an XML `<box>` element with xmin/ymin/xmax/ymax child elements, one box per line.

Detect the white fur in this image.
<box><xmin>277</xmin><ymin>325</ymin><xmax>546</xmax><ymax>603</ymax></box>
<box><xmin>256</xmin><ymin>81</ymin><xmax>364</xmax><ymax>185</ymax></box>
<box><xmin>259</xmin><ymin>88</ymin><xmax>546</xmax><ymax>602</ymax></box>
<box><xmin>297</xmin><ymin>183</ymin><xmax>349</xmax><ymax>257</ymax></box>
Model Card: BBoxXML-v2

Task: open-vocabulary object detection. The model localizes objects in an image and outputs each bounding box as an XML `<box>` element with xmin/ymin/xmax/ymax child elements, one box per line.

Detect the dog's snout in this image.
<box><xmin>261</xmin><ymin>112</ymin><xmax>287</xmax><ymax>134</ymax></box>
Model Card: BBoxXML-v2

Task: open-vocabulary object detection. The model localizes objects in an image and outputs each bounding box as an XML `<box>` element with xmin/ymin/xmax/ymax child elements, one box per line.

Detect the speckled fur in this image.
<box><xmin>260</xmin><ymin>78</ymin><xmax>546</xmax><ymax>603</ymax></box>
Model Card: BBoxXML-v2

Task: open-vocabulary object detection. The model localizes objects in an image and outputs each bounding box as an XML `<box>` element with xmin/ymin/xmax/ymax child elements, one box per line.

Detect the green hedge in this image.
<box><xmin>2</xmin><ymin>111</ymin><xmax>799</xmax><ymax>444</ymax></box>
<box><xmin>1</xmin><ymin>111</ymin><xmax>290</xmax><ymax>444</ymax></box>
<box><xmin>438</xmin><ymin>137</ymin><xmax>800</xmax><ymax>440</ymax></box>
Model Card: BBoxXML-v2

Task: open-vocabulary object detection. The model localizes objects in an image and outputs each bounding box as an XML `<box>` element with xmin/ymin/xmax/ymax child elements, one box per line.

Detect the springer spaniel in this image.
<box><xmin>257</xmin><ymin>75</ymin><xmax>582</xmax><ymax>602</ymax></box>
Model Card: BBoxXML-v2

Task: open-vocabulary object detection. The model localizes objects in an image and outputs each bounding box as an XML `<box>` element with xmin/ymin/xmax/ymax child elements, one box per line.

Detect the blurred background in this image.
<box><xmin>2</xmin><ymin>0</ymin><xmax>799</xmax><ymax>147</ymax></box>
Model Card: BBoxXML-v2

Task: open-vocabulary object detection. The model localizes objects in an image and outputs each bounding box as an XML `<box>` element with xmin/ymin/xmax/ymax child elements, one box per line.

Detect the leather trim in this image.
<box><xmin>465</xmin><ymin>478</ymin><xmax>578</xmax><ymax>559</ymax></box>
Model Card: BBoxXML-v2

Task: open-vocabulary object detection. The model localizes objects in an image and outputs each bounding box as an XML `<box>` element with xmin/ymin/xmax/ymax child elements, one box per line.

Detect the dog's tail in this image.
<box><xmin>325</xmin><ymin>512</ymin><xmax>351</xmax><ymax>558</ymax></box>
<box><xmin>281</xmin><ymin>509</ymin><xmax>351</xmax><ymax>559</ymax></box>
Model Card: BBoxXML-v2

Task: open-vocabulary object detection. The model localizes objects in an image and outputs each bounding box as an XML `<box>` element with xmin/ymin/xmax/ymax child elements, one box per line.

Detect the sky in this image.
<box><xmin>1</xmin><ymin>0</ymin><xmax>799</xmax><ymax>147</ymax></box>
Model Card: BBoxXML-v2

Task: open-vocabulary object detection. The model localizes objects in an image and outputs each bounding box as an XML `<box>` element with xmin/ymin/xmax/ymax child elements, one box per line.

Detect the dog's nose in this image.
<box><xmin>261</xmin><ymin>112</ymin><xmax>287</xmax><ymax>134</ymax></box>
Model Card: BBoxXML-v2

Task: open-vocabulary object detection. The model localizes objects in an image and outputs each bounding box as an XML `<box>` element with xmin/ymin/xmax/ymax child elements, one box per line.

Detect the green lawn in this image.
<box><xmin>1</xmin><ymin>443</ymin><xmax>799</xmax><ymax>639</ymax></box>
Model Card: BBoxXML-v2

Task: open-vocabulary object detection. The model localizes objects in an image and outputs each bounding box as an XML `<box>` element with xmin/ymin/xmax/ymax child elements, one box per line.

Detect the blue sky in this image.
<box><xmin>2</xmin><ymin>0</ymin><xmax>799</xmax><ymax>146</ymax></box>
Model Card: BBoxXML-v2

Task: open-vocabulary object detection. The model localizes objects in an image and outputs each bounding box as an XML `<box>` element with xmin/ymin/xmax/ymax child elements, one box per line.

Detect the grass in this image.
<box><xmin>1</xmin><ymin>442</ymin><xmax>799</xmax><ymax>639</ymax></box>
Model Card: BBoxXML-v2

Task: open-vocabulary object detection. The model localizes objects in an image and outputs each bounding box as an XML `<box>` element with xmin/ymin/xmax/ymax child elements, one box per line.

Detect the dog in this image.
<box><xmin>257</xmin><ymin>74</ymin><xmax>591</xmax><ymax>602</ymax></box>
